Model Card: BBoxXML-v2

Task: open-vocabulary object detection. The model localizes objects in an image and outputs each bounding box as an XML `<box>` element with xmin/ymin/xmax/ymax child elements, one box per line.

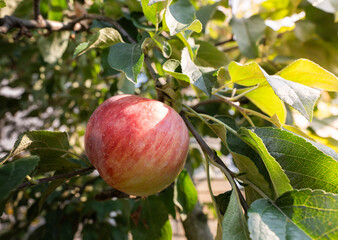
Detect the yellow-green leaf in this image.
<box><xmin>277</xmin><ymin>58</ymin><xmax>338</xmax><ymax>91</ymax></box>
<box><xmin>245</xmin><ymin>83</ymin><xmax>287</xmax><ymax>124</ymax></box>
<box><xmin>228</xmin><ymin>61</ymin><xmax>266</xmax><ymax>86</ymax></box>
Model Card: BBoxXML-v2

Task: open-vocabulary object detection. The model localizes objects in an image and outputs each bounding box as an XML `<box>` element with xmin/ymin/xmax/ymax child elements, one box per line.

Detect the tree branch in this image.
<box><xmin>33</xmin><ymin>0</ymin><xmax>41</xmax><ymax>21</ymax></box>
<box><xmin>17</xmin><ymin>167</ymin><xmax>95</xmax><ymax>189</ymax></box>
<box><xmin>180</xmin><ymin>112</ymin><xmax>249</xmax><ymax>213</ymax></box>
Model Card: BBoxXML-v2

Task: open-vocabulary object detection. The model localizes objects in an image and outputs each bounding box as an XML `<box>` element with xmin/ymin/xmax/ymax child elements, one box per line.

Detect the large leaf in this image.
<box><xmin>248</xmin><ymin>189</ymin><xmax>338</xmax><ymax>240</ymax></box>
<box><xmin>174</xmin><ymin>169</ymin><xmax>198</xmax><ymax>220</ymax></box>
<box><xmin>228</xmin><ymin>61</ymin><xmax>320</xmax><ymax>122</ymax></box>
<box><xmin>230</xmin><ymin>15</ymin><xmax>266</xmax><ymax>58</ymax></box>
<box><xmin>1</xmin><ymin>131</ymin><xmax>69</xmax><ymax>164</ymax></box>
<box><xmin>277</xmin><ymin>58</ymin><xmax>338</xmax><ymax>91</ymax></box>
<box><xmin>265</xmin><ymin>75</ymin><xmax>320</xmax><ymax>122</ymax></box>
<box><xmin>239</xmin><ymin>128</ymin><xmax>293</xmax><ymax>199</ymax></box>
<box><xmin>181</xmin><ymin>47</ymin><xmax>218</xmax><ymax>97</ymax></box>
<box><xmin>253</xmin><ymin>127</ymin><xmax>338</xmax><ymax>193</ymax></box>
<box><xmin>0</xmin><ymin>156</ymin><xmax>40</xmax><ymax>204</ymax></box>
<box><xmin>131</xmin><ymin>196</ymin><xmax>172</xmax><ymax>240</ymax></box>
<box><xmin>164</xmin><ymin>0</ymin><xmax>202</xmax><ymax>36</ymax></box>
<box><xmin>108</xmin><ymin>42</ymin><xmax>144</xmax><ymax>83</ymax></box>
<box><xmin>228</xmin><ymin>62</ymin><xmax>287</xmax><ymax>123</ymax></box>
<box><xmin>73</xmin><ymin>28</ymin><xmax>123</xmax><ymax>57</ymax></box>
<box><xmin>222</xmin><ymin>118</ymin><xmax>274</xmax><ymax>202</ymax></box>
<box><xmin>222</xmin><ymin>190</ymin><xmax>250</xmax><ymax>240</ymax></box>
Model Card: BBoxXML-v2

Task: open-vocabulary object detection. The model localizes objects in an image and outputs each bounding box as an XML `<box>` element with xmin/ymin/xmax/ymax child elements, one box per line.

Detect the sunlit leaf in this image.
<box><xmin>1</xmin><ymin>131</ymin><xmax>69</xmax><ymax>164</ymax></box>
<box><xmin>248</xmin><ymin>189</ymin><xmax>338</xmax><ymax>240</ymax></box>
<box><xmin>164</xmin><ymin>0</ymin><xmax>202</xmax><ymax>36</ymax></box>
<box><xmin>141</xmin><ymin>0</ymin><xmax>165</xmax><ymax>26</ymax></box>
<box><xmin>245</xmin><ymin>83</ymin><xmax>287</xmax><ymax>124</ymax></box>
<box><xmin>74</xmin><ymin>28</ymin><xmax>123</xmax><ymax>57</ymax></box>
<box><xmin>163</xmin><ymin>59</ymin><xmax>190</xmax><ymax>82</ymax></box>
<box><xmin>277</xmin><ymin>58</ymin><xmax>338</xmax><ymax>91</ymax></box>
<box><xmin>239</xmin><ymin>127</ymin><xmax>293</xmax><ymax>199</ymax></box>
<box><xmin>265</xmin><ymin>75</ymin><xmax>320</xmax><ymax>122</ymax></box>
<box><xmin>181</xmin><ymin>47</ymin><xmax>218</xmax><ymax>97</ymax></box>
<box><xmin>253</xmin><ymin>127</ymin><xmax>338</xmax><ymax>193</ymax></box>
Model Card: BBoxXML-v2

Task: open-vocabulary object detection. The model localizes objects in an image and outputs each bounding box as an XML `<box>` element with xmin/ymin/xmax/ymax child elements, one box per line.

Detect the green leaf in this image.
<box><xmin>230</xmin><ymin>15</ymin><xmax>265</xmax><ymax>58</ymax></box>
<box><xmin>181</xmin><ymin>47</ymin><xmax>218</xmax><ymax>97</ymax></box>
<box><xmin>265</xmin><ymin>75</ymin><xmax>320</xmax><ymax>122</ymax></box>
<box><xmin>239</xmin><ymin>127</ymin><xmax>293</xmax><ymax>199</ymax></box>
<box><xmin>131</xmin><ymin>196</ymin><xmax>172</xmax><ymax>240</ymax></box>
<box><xmin>108</xmin><ymin>42</ymin><xmax>144</xmax><ymax>83</ymax></box>
<box><xmin>196</xmin><ymin>3</ymin><xmax>218</xmax><ymax>33</ymax></box>
<box><xmin>39</xmin><ymin>178</ymin><xmax>65</xmax><ymax>211</ymax></box>
<box><xmin>253</xmin><ymin>127</ymin><xmax>338</xmax><ymax>193</ymax></box>
<box><xmin>36</xmin><ymin>156</ymin><xmax>81</xmax><ymax>174</ymax></box>
<box><xmin>0</xmin><ymin>0</ymin><xmax>6</xmax><ymax>8</ymax></box>
<box><xmin>222</xmin><ymin>190</ymin><xmax>250</xmax><ymax>240</ymax></box>
<box><xmin>248</xmin><ymin>189</ymin><xmax>338</xmax><ymax>240</ymax></box>
<box><xmin>151</xmin><ymin>34</ymin><xmax>172</xmax><ymax>58</ymax></box>
<box><xmin>174</xmin><ymin>169</ymin><xmax>198</xmax><ymax>220</ymax></box>
<box><xmin>195</xmin><ymin>40</ymin><xmax>229</xmax><ymax>68</ymax></box>
<box><xmin>215</xmin><ymin>191</ymin><xmax>232</xmax><ymax>215</ymax></box>
<box><xmin>164</xmin><ymin>0</ymin><xmax>202</xmax><ymax>36</ymax></box>
<box><xmin>1</xmin><ymin>131</ymin><xmax>69</xmax><ymax>164</ymax></box>
<box><xmin>148</xmin><ymin>0</ymin><xmax>166</xmax><ymax>5</ymax></box>
<box><xmin>73</xmin><ymin>28</ymin><xmax>123</xmax><ymax>57</ymax></box>
<box><xmin>163</xmin><ymin>59</ymin><xmax>190</xmax><ymax>82</ymax></box>
<box><xmin>277</xmin><ymin>58</ymin><xmax>338</xmax><ymax>91</ymax></box>
<box><xmin>0</xmin><ymin>156</ymin><xmax>39</xmax><ymax>204</ymax></box>
<box><xmin>141</xmin><ymin>0</ymin><xmax>165</xmax><ymax>26</ymax></box>
<box><xmin>48</xmin><ymin>0</ymin><xmax>67</xmax><ymax>21</ymax></box>
<box><xmin>222</xmin><ymin>117</ymin><xmax>274</xmax><ymax>202</ymax></box>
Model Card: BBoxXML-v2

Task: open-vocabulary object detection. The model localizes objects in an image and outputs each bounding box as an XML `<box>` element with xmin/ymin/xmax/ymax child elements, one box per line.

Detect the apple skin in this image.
<box><xmin>85</xmin><ymin>94</ymin><xmax>190</xmax><ymax>196</ymax></box>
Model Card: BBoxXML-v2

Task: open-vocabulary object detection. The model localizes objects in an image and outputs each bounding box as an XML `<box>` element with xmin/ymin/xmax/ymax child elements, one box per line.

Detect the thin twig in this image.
<box><xmin>215</xmin><ymin>35</ymin><xmax>234</xmax><ymax>46</ymax></box>
<box><xmin>17</xmin><ymin>167</ymin><xmax>95</xmax><ymax>189</ymax></box>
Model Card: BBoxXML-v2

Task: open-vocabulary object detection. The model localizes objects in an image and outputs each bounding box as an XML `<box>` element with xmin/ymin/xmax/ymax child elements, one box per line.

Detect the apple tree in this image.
<box><xmin>0</xmin><ymin>0</ymin><xmax>338</xmax><ymax>239</ymax></box>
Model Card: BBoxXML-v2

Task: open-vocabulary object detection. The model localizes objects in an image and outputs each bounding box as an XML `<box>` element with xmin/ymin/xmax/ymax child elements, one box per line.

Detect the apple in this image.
<box><xmin>85</xmin><ymin>94</ymin><xmax>190</xmax><ymax>196</ymax></box>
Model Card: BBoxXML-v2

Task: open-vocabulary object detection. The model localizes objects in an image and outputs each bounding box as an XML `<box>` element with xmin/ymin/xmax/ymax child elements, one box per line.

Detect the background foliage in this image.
<box><xmin>0</xmin><ymin>0</ymin><xmax>337</xmax><ymax>239</ymax></box>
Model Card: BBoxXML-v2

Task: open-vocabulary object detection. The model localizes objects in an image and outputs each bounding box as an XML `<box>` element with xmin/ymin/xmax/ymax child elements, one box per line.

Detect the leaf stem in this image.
<box><xmin>215</xmin><ymin>94</ymin><xmax>279</xmax><ymax>127</ymax></box>
<box><xmin>203</xmin><ymin>152</ymin><xmax>223</xmax><ymax>225</ymax></box>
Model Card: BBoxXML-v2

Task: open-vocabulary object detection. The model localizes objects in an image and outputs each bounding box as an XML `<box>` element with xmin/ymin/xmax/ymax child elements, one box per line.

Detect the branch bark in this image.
<box><xmin>180</xmin><ymin>112</ymin><xmax>249</xmax><ymax>213</ymax></box>
<box><xmin>17</xmin><ymin>167</ymin><xmax>95</xmax><ymax>189</ymax></box>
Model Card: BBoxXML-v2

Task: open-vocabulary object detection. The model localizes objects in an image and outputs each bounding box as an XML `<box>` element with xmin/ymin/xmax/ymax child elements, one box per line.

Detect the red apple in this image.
<box><xmin>85</xmin><ymin>94</ymin><xmax>189</xmax><ymax>196</ymax></box>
